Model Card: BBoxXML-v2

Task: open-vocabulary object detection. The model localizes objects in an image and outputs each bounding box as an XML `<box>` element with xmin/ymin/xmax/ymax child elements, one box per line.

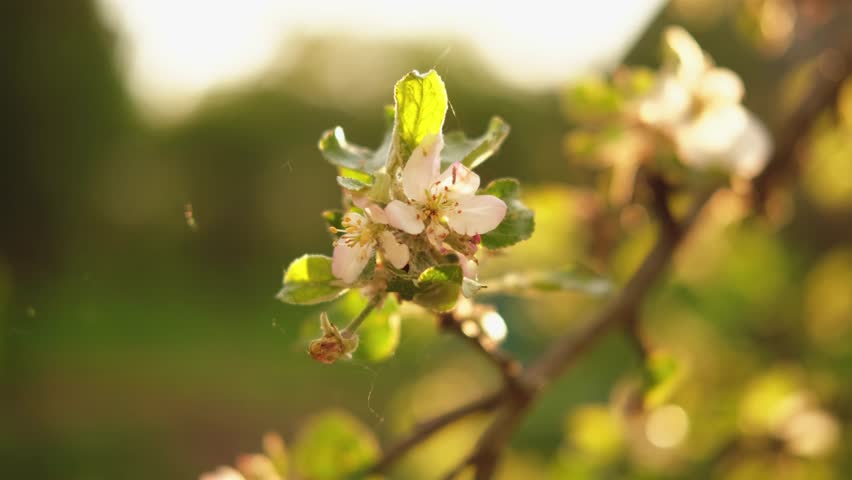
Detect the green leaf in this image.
<box><xmin>277</xmin><ymin>255</ymin><xmax>348</xmax><ymax>305</ymax></box>
<box><xmin>413</xmin><ymin>264</ymin><xmax>462</xmax><ymax>312</ymax></box>
<box><xmin>441</xmin><ymin>116</ymin><xmax>510</xmax><ymax>169</ymax></box>
<box><xmin>336</xmin><ymin>175</ymin><xmax>371</xmax><ymax>192</ymax></box>
<box><xmin>293</xmin><ymin>410</ymin><xmax>380</xmax><ymax>480</ymax></box>
<box><xmin>480</xmin><ymin>178</ymin><xmax>535</xmax><ymax>249</ymax></box>
<box><xmin>562</xmin><ymin>76</ymin><xmax>624</xmax><ymax>123</ymax></box>
<box><xmin>492</xmin><ymin>268</ymin><xmax>612</xmax><ymax>296</ymax></box>
<box><xmin>393</xmin><ymin>70</ymin><xmax>448</xmax><ymax>164</ymax></box>
<box><xmin>335</xmin><ymin>292</ymin><xmax>401</xmax><ymax>362</ymax></box>
<box><xmin>642</xmin><ymin>350</ymin><xmax>683</xmax><ymax>409</ymax></box>
<box><xmin>318</xmin><ymin>127</ymin><xmax>380</xmax><ymax>171</ymax></box>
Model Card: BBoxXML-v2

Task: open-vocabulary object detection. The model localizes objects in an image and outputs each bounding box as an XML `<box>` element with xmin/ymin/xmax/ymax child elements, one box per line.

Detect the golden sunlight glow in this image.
<box><xmin>97</xmin><ymin>0</ymin><xmax>664</xmax><ymax>118</ymax></box>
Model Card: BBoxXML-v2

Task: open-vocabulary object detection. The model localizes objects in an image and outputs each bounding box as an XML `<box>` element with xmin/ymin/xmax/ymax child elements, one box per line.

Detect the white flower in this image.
<box><xmin>331</xmin><ymin>200</ymin><xmax>409</xmax><ymax>284</ymax></box>
<box><xmin>636</xmin><ymin>26</ymin><xmax>772</xmax><ymax>179</ymax></box>
<box><xmin>384</xmin><ymin>134</ymin><xmax>507</xmax><ymax>250</ymax></box>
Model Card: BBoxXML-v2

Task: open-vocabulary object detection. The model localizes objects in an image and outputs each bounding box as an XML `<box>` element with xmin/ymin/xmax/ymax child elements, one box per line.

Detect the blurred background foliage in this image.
<box><xmin>1</xmin><ymin>0</ymin><xmax>852</xmax><ymax>478</ymax></box>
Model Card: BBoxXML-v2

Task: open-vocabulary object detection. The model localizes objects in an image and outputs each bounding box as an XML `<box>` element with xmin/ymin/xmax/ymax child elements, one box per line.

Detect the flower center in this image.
<box><xmin>336</xmin><ymin>214</ymin><xmax>375</xmax><ymax>248</ymax></box>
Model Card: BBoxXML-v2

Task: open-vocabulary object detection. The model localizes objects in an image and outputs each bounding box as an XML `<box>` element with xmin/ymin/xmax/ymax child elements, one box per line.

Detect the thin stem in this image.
<box><xmin>341</xmin><ymin>295</ymin><xmax>382</xmax><ymax>336</ymax></box>
<box><xmin>369</xmin><ymin>391</ymin><xmax>503</xmax><ymax>475</ymax></box>
<box><xmin>438</xmin><ymin>312</ymin><xmax>522</xmax><ymax>388</ymax></box>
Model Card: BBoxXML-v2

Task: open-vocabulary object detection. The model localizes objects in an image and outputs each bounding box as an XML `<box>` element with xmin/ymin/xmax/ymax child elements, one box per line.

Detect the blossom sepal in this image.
<box><xmin>308</xmin><ymin>312</ymin><xmax>360</xmax><ymax>364</ymax></box>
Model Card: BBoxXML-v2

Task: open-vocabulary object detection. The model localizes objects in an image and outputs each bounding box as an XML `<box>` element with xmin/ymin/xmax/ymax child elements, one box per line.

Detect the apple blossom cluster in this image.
<box><xmin>277</xmin><ymin>70</ymin><xmax>534</xmax><ymax>364</ymax></box>
<box><xmin>565</xmin><ymin>26</ymin><xmax>773</xmax><ymax>204</ymax></box>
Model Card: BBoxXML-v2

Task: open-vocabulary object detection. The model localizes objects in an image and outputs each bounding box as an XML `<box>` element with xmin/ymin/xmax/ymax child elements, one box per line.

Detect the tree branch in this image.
<box><xmin>438</xmin><ymin>312</ymin><xmax>523</xmax><ymax>388</ymax></box>
<box><xmin>456</xmin><ymin>188</ymin><xmax>716</xmax><ymax>479</ymax></box>
<box><xmin>369</xmin><ymin>390</ymin><xmax>503</xmax><ymax>475</ymax></box>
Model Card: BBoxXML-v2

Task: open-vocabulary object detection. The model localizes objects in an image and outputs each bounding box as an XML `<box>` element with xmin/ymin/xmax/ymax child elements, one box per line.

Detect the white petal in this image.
<box><xmin>351</xmin><ymin>196</ymin><xmax>388</xmax><ymax>224</ymax></box>
<box><xmin>696</xmin><ymin>67</ymin><xmax>744</xmax><ymax>106</ymax></box>
<box><xmin>385</xmin><ymin>200</ymin><xmax>425</xmax><ymax>234</ymax></box>
<box><xmin>425</xmin><ymin>222</ymin><xmax>449</xmax><ymax>251</ymax></box>
<box><xmin>434</xmin><ymin>162</ymin><xmax>480</xmax><ymax>198</ymax></box>
<box><xmin>727</xmin><ymin>112</ymin><xmax>772</xmax><ymax>179</ymax></box>
<box><xmin>674</xmin><ymin>104</ymin><xmax>771</xmax><ymax>178</ymax></box>
<box><xmin>378</xmin><ymin>231</ymin><xmax>410</xmax><ymax>269</ymax></box>
<box><xmin>663</xmin><ymin>26</ymin><xmax>708</xmax><ymax>86</ymax></box>
<box><xmin>332</xmin><ymin>242</ymin><xmax>373</xmax><ymax>284</ymax></box>
<box><xmin>637</xmin><ymin>73</ymin><xmax>692</xmax><ymax>129</ymax></box>
<box><xmin>402</xmin><ymin>134</ymin><xmax>444</xmax><ymax>203</ymax></box>
<box><xmin>458</xmin><ymin>253</ymin><xmax>479</xmax><ymax>280</ymax></box>
<box><xmin>447</xmin><ymin>195</ymin><xmax>507</xmax><ymax>236</ymax></box>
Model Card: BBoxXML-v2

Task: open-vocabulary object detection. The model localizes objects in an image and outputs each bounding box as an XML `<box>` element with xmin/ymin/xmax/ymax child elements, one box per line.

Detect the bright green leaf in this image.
<box><xmin>480</xmin><ymin>178</ymin><xmax>535</xmax><ymax>249</ymax></box>
<box><xmin>335</xmin><ymin>291</ymin><xmax>401</xmax><ymax>362</ymax></box>
<box><xmin>277</xmin><ymin>255</ymin><xmax>348</xmax><ymax>305</ymax></box>
<box><xmin>336</xmin><ymin>175</ymin><xmax>371</xmax><ymax>192</ymax></box>
<box><xmin>442</xmin><ymin>116</ymin><xmax>510</xmax><ymax>169</ymax></box>
<box><xmin>293</xmin><ymin>410</ymin><xmax>380</xmax><ymax>480</ymax></box>
<box><xmin>413</xmin><ymin>264</ymin><xmax>462</xmax><ymax>312</ymax></box>
<box><xmin>392</xmin><ymin>70</ymin><xmax>448</xmax><ymax>165</ymax></box>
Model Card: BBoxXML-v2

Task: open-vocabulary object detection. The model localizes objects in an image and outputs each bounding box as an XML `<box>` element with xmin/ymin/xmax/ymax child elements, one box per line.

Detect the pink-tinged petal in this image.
<box><xmin>363</xmin><ymin>203</ymin><xmax>388</xmax><ymax>224</ymax></box>
<box><xmin>434</xmin><ymin>162</ymin><xmax>480</xmax><ymax>198</ymax></box>
<box><xmin>332</xmin><ymin>242</ymin><xmax>374</xmax><ymax>284</ymax></box>
<box><xmin>378</xmin><ymin>231</ymin><xmax>410</xmax><ymax>269</ymax></box>
<box><xmin>458</xmin><ymin>253</ymin><xmax>479</xmax><ymax>280</ymax></box>
<box><xmin>402</xmin><ymin>134</ymin><xmax>444</xmax><ymax>203</ymax></box>
<box><xmin>385</xmin><ymin>200</ymin><xmax>425</xmax><ymax>234</ymax></box>
<box><xmin>447</xmin><ymin>195</ymin><xmax>507</xmax><ymax>236</ymax></box>
<box><xmin>425</xmin><ymin>222</ymin><xmax>449</xmax><ymax>251</ymax></box>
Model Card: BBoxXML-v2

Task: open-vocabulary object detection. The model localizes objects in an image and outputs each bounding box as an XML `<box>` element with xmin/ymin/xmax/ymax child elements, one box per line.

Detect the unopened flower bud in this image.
<box><xmin>308</xmin><ymin>312</ymin><xmax>359</xmax><ymax>364</ymax></box>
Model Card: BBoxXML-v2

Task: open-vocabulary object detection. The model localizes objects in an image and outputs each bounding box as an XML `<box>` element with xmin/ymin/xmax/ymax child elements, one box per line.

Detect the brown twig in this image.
<box><xmin>438</xmin><ymin>312</ymin><xmax>523</xmax><ymax>388</ymax></box>
<box><xmin>369</xmin><ymin>390</ymin><xmax>503</xmax><ymax>475</ymax></box>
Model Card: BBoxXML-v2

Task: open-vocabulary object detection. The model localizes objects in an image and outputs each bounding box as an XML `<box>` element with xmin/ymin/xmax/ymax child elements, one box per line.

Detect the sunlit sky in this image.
<box><xmin>98</xmin><ymin>0</ymin><xmax>665</xmax><ymax>118</ymax></box>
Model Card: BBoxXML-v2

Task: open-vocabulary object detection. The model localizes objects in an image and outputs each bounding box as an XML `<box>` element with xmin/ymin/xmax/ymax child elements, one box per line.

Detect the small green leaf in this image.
<box><xmin>277</xmin><ymin>255</ymin><xmax>348</xmax><ymax>305</ymax></box>
<box><xmin>392</xmin><ymin>70</ymin><xmax>448</xmax><ymax>165</ymax></box>
<box><xmin>335</xmin><ymin>292</ymin><xmax>401</xmax><ymax>362</ymax></box>
<box><xmin>480</xmin><ymin>178</ymin><xmax>535</xmax><ymax>249</ymax></box>
<box><xmin>293</xmin><ymin>410</ymin><xmax>380</xmax><ymax>480</ymax></box>
<box><xmin>442</xmin><ymin>116</ymin><xmax>511</xmax><ymax>169</ymax></box>
<box><xmin>642</xmin><ymin>351</ymin><xmax>683</xmax><ymax>409</ymax></box>
<box><xmin>318</xmin><ymin>127</ymin><xmax>378</xmax><ymax>171</ymax></box>
<box><xmin>562</xmin><ymin>76</ymin><xmax>624</xmax><ymax>123</ymax></box>
<box><xmin>413</xmin><ymin>264</ymin><xmax>462</xmax><ymax>312</ymax></box>
<box><xmin>336</xmin><ymin>175</ymin><xmax>371</xmax><ymax>192</ymax></box>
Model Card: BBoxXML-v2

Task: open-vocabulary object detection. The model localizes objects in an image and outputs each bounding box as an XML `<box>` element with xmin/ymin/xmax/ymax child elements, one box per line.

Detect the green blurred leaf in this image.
<box><xmin>562</xmin><ymin>76</ymin><xmax>623</xmax><ymax>123</ymax></box>
<box><xmin>442</xmin><ymin>116</ymin><xmax>510</xmax><ymax>169</ymax></box>
<box><xmin>490</xmin><ymin>268</ymin><xmax>612</xmax><ymax>296</ymax></box>
<box><xmin>480</xmin><ymin>178</ymin><xmax>535</xmax><ymax>249</ymax></box>
<box><xmin>293</xmin><ymin>410</ymin><xmax>380</xmax><ymax>480</ymax></box>
<box><xmin>319</xmin><ymin>127</ymin><xmax>383</xmax><ymax>172</ymax></box>
<box><xmin>336</xmin><ymin>175</ymin><xmax>371</xmax><ymax>192</ymax></box>
<box><xmin>413</xmin><ymin>264</ymin><xmax>462</xmax><ymax>312</ymax></box>
<box><xmin>277</xmin><ymin>255</ymin><xmax>348</xmax><ymax>305</ymax></box>
<box><xmin>642</xmin><ymin>350</ymin><xmax>683</xmax><ymax>409</ymax></box>
<box><xmin>336</xmin><ymin>291</ymin><xmax>401</xmax><ymax>362</ymax></box>
<box><xmin>393</xmin><ymin>70</ymin><xmax>448</xmax><ymax>164</ymax></box>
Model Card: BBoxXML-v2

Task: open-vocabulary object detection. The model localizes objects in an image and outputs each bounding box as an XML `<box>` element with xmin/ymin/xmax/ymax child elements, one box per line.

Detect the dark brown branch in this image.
<box><xmin>369</xmin><ymin>390</ymin><xmax>503</xmax><ymax>475</ymax></box>
<box><xmin>752</xmin><ymin>37</ymin><xmax>852</xmax><ymax>210</ymax></box>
